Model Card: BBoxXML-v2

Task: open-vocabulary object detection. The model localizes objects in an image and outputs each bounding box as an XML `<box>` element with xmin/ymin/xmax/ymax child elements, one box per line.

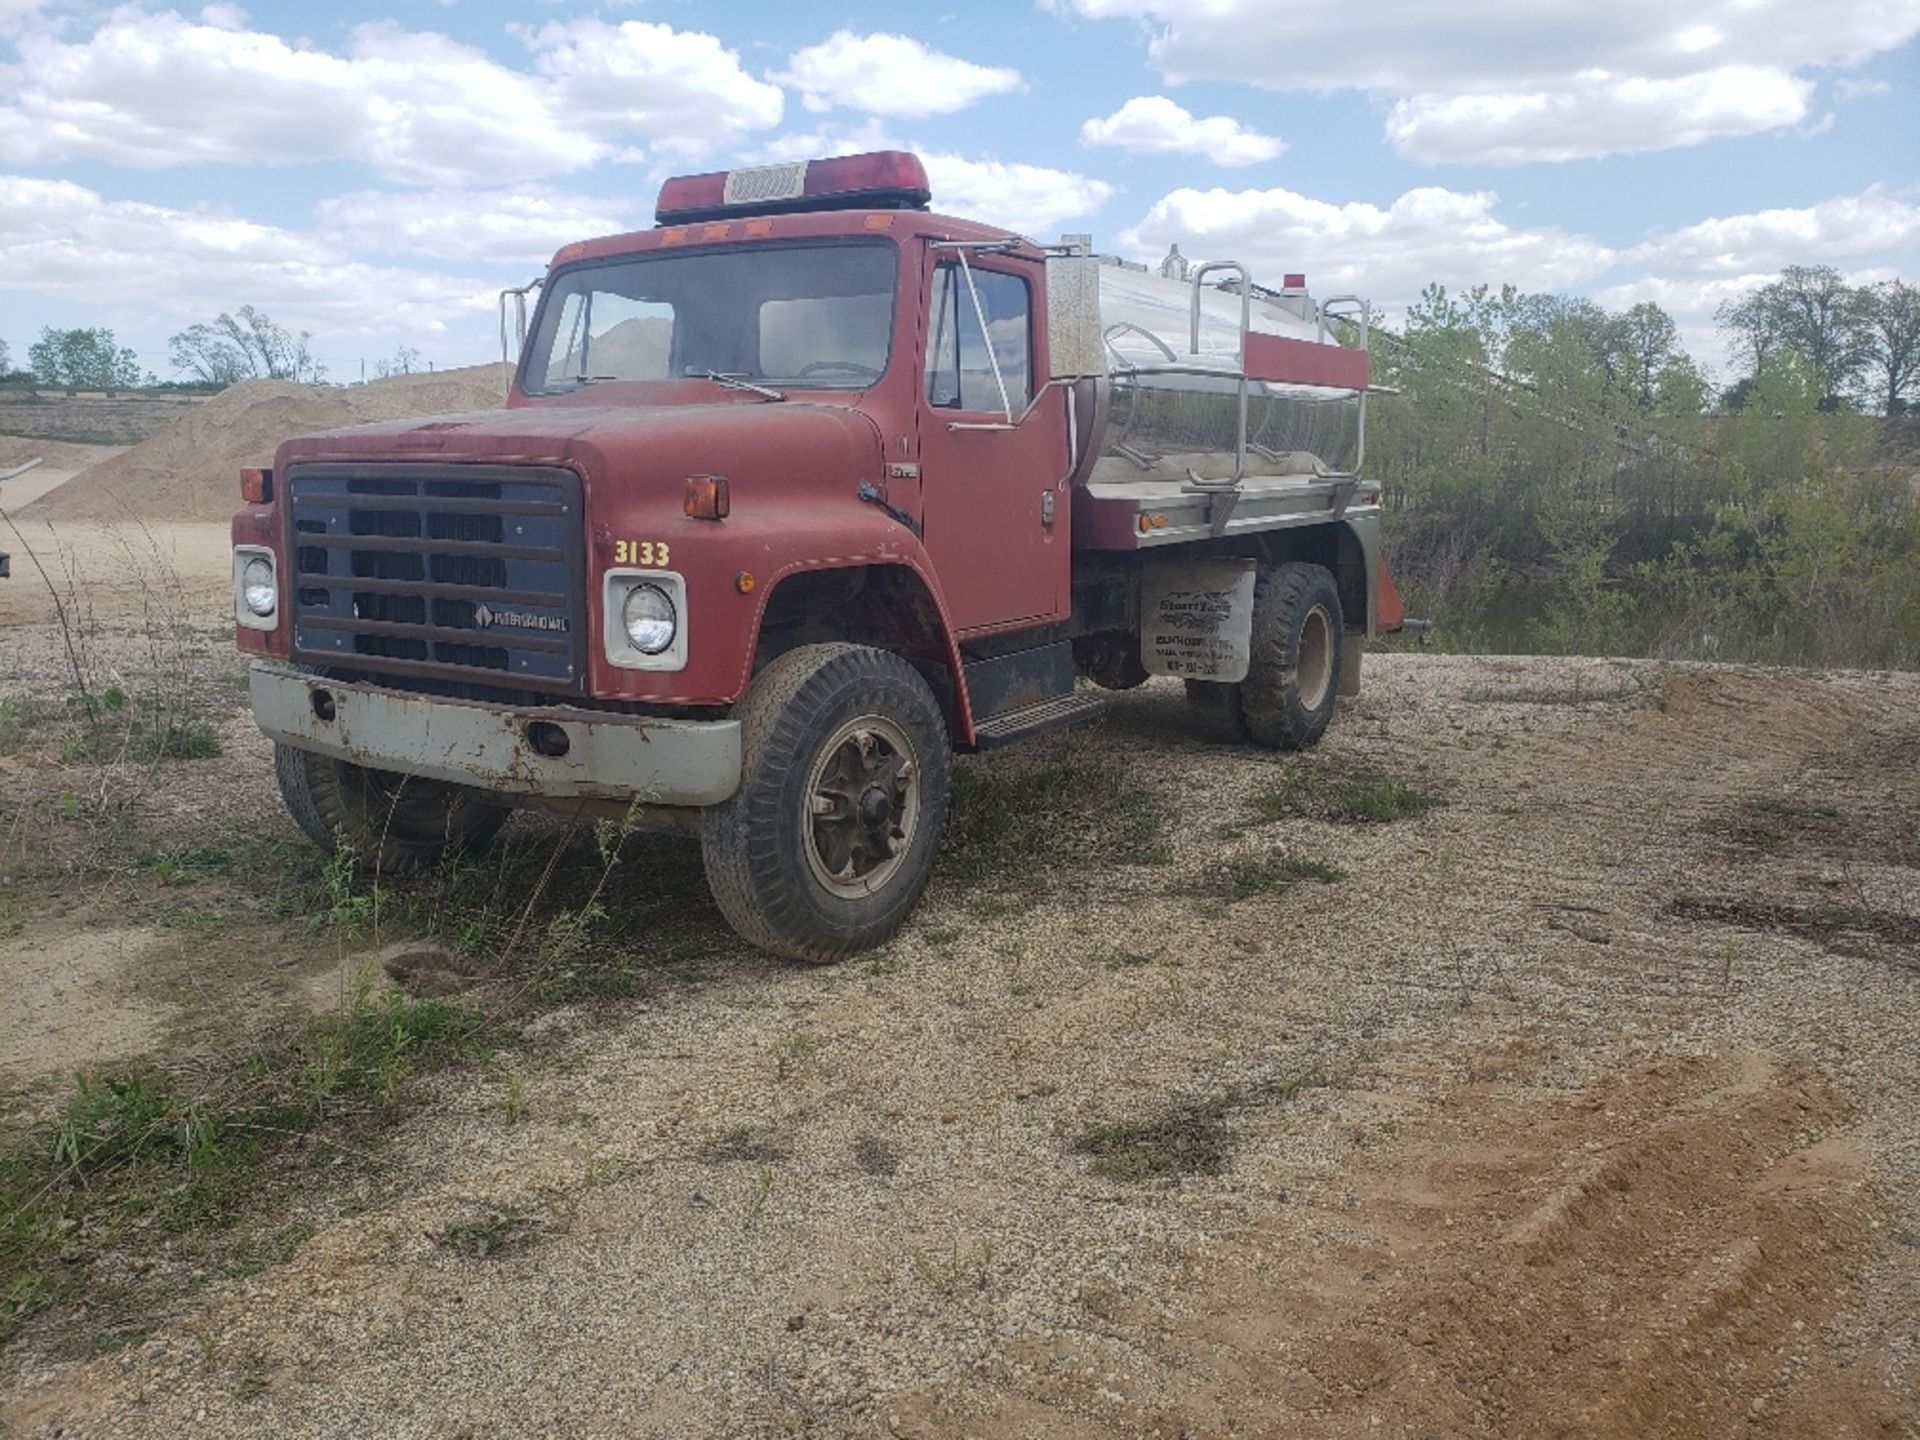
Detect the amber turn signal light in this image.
<box><xmin>684</xmin><ymin>474</ymin><xmax>730</xmax><ymax>520</ymax></box>
<box><xmin>240</xmin><ymin>467</ymin><xmax>273</xmax><ymax>504</ymax></box>
<box><xmin>735</xmin><ymin>571</ymin><xmax>756</xmax><ymax>595</ymax></box>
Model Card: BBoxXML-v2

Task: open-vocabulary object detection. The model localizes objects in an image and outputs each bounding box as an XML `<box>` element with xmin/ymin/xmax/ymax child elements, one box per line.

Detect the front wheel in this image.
<box><xmin>274</xmin><ymin>743</ymin><xmax>510</xmax><ymax>876</ymax></box>
<box><xmin>700</xmin><ymin>644</ymin><xmax>951</xmax><ymax>963</ymax></box>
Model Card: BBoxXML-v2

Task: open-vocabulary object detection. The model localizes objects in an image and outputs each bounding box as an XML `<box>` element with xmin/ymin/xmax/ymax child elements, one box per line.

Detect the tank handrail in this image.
<box><xmin>1188</xmin><ymin>260</ymin><xmax>1253</xmax><ymax>490</ymax></box>
<box><xmin>1316</xmin><ymin>295</ymin><xmax>1371</xmax><ymax>473</ymax></box>
<box><xmin>1102</xmin><ymin>320</ymin><xmax>1181</xmax><ymax>366</ymax></box>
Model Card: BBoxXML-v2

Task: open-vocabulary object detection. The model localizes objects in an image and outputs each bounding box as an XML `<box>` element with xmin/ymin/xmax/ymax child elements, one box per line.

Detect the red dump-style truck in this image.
<box><xmin>232</xmin><ymin>151</ymin><xmax>1403</xmax><ymax>960</ymax></box>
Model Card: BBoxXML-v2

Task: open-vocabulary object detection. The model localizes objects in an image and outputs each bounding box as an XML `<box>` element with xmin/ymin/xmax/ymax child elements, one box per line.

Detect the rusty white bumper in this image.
<box><xmin>249</xmin><ymin>662</ymin><xmax>742</xmax><ymax>806</ymax></box>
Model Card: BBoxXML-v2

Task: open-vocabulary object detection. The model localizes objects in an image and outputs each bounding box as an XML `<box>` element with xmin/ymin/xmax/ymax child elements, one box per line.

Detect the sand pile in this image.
<box><xmin>26</xmin><ymin>365</ymin><xmax>509</xmax><ymax>523</ymax></box>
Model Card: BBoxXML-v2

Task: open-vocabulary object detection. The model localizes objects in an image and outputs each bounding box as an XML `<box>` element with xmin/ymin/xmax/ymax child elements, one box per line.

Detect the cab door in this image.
<box><xmin>914</xmin><ymin>251</ymin><xmax>1070</xmax><ymax>634</ymax></box>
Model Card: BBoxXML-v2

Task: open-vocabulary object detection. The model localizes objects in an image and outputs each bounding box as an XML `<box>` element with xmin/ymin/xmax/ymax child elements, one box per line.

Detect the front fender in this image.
<box><xmin>583</xmin><ymin>496</ymin><xmax>971</xmax><ymax>727</ymax></box>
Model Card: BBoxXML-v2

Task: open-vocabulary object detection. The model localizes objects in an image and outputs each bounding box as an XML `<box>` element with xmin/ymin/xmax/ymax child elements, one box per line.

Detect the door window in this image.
<box><xmin>925</xmin><ymin>264</ymin><xmax>1031</xmax><ymax>413</ymax></box>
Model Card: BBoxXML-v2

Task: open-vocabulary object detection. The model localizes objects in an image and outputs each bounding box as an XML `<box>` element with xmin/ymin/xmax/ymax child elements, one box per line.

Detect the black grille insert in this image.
<box><xmin>287</xmin><ymin>465</ymin><xmax>584</xmax><ymax>692</ymax></box>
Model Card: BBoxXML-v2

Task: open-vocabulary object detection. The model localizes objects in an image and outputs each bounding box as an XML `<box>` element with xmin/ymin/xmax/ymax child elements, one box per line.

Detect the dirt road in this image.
<box><xmin>0</xmin><ymin>533</ymin><xmax>1914</xmax><ymax>1436</ymax></box>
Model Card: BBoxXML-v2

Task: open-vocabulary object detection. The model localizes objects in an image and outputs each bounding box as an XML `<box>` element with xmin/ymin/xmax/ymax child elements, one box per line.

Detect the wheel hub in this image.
<box><xmin>804</xmin><ymin>717</ymin><xmax>920</xmax><ymax>897</ymax></box>
<box><xmin>857</xmin><ymin>785</ymin><xmax>893</xmax><ymax>829</ymax></box>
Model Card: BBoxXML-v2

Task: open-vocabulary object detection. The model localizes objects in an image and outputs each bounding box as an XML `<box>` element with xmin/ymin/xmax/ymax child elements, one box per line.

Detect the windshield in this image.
<box><xmin>523</xmin><ymin>241</ymin><xmax>898</xmax><ymax>395</ymax></box>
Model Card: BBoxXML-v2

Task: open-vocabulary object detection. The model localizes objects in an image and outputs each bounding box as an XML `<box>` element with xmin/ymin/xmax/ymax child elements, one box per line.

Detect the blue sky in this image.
<box><xmin>2</xmin><ymin>0</ymin><xmax>1917</xmax><ymax>381</ymax></box>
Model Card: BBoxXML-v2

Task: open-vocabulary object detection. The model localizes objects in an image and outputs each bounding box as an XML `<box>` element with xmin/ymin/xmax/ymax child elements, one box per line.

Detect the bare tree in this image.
<box><xmin>167</xmin><ymin>305</ymin><xmax>326</xmax><ymax>385</ymax></box>
<box><xmin>1857</xmin><ymin>279</ymin><xmax>1920</xmax><ymax>415</ymax></box>
<box><xmin>375</xmin><ymin>346</ymin><xmax>422</xmax><ymax>379</ymax></box>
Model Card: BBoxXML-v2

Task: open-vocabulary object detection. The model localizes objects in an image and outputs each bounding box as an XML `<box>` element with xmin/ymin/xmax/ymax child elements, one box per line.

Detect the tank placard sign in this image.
<box><xmin>1139</xmin><ymin>559</ymin><xmax>1257</xmax><ymax>682</ymax></box>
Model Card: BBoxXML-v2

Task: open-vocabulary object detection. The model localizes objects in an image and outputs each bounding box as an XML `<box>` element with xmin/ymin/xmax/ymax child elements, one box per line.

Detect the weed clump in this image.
<box><xmin>1072</xmin><ymin>1076</ymin><xmax>1318</xmax><ymax>1183</ymax></box>
<box><xmin>0</xmin><ymin>986</ymin><xmax>486</xmax><ymax>1345</ymax></box>
<box><xmin>1251</xmin><ymin>765</ymin><xmax>1440</xmax><ymax>825</ymax></box>
<box><xmin>434</xmin><ymin>1209</ymin><xmax>540</xmax><ymax>1259</ymax></box>
<box><xmin>1224</xmin><ymin>852</ymin><xmax>1347</xmax><ymax>901</ymax></box>
<box><xmin>942</xmin><ymin>758</ymin><xmax>1171</xmax><ymax>898</ymax></box>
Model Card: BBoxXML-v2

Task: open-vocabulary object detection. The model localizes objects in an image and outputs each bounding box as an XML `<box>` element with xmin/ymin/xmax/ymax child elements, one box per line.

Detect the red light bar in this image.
<box><xmin>656</xmin><ymin>151</ymin><xmax>932</xmax><ymax>225</ymax></box>
<box><xmin>1283</xmin><ymin>273</ymin><xmax>1307</xmax><ymax>290</ymax></box>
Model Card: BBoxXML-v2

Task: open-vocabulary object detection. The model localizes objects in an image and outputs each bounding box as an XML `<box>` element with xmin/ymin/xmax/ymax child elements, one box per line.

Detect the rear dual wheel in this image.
<box><xmin>1185</xmin><ymin>560</ymin><xmax>1343</xmax><ymax>750</ymax></box>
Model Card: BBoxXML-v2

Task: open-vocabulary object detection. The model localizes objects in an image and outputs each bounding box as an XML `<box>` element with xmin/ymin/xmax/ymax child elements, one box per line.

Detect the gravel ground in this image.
<box><xmin>1</xmin><ymin>627</ymin><xmax>1916</xmax><ymax>1436</ymax></box>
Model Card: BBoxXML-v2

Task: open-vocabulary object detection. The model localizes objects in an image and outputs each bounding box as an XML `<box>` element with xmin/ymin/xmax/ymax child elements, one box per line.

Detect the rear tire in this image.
<box><xmin>700</xmin><ymin>644</ymin><xmax>951</xmax><ymax>963</ymax></box>
<box><xmin>274</xmin><ymin>743</ymin><xmax>510</xmax><ymax>876</ymax></box>
<box><xmin>1183</xmin><ymin>678</ymin><xmax>1248</xmax><ymax>739</ymax></box>
<box><xmin>1240</xmin><ymin>562</ymin><xmax>1343</xmax><ymax>750</ymax></box>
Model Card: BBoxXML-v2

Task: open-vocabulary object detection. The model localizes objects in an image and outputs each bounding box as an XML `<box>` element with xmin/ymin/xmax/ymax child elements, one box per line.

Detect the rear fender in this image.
<box><xmin>1251</xmin><ymin>517</ymin><xmax>1377</xmax><ymax>636</ymax></box>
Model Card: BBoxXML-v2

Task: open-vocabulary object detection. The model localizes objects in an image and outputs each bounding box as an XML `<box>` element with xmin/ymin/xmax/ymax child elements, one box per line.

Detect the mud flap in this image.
<box><xmin>1339</xmin><ymin>636</ymin><xmax>1364</xmax><ymax>698</ymax></box>
<box><xmin>1139</xmin><ymin>558</ymin><xmax>1257</xmax><ymax>683</ymax></box>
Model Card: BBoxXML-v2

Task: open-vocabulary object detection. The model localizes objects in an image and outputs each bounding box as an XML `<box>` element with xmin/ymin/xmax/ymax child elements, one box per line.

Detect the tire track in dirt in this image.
<box><xmin>885</xmin><ymin>668</ymin><xmax>1916</xmax><ymax>1439</ymax></box>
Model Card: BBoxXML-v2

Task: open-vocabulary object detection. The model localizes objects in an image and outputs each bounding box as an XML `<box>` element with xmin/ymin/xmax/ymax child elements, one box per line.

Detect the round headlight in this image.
<box><xmin>622</xmin><ymin>583</ymin><xmax>676</xmax><ymax>655</ymax></box>
<box><xmin>242</xmin><ymin>555</ymin><xmax>276</xmax><ymax>617</ymax></box>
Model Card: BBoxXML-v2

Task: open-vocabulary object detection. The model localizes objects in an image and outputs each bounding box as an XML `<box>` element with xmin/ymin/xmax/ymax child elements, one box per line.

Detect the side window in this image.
<box><xmin>924</xmin><ymin>264</ymin><xmax>1031</xmax><ymax>412</ymax></box>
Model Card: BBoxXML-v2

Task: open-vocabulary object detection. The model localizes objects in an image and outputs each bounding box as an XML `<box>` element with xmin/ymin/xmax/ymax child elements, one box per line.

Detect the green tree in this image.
<box><xmin>1857</xmin><ymin>278</ymin><xmax>1920</xmax><ymax>415</ymax></box>
<box><xmin>1718</xmin><ymin>266</ymin><xmax>1870</xmax><ymax>408</ymax></box>
<box><xmin>168</xmin><ymin>305</ymin><xmax>325</xmax><ymax>384</ymax></box>
<box><xmin>1610</xmin><ymin>302</ymin><xmax>1679</xmax><ymax>414</ymax></box>
<box><xmin>0</xmin><ymin>336</ymin><xmax>10</xmax><ymax>376</ymax></box>
<box><xmin>26</xmin><ymin>326</ymin><xmax>145</xmax><ymax>391</ymax></box>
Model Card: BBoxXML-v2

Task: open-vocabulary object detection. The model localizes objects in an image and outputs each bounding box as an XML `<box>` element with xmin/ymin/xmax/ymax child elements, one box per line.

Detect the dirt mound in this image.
<box><xmin>0</xmin><ymin>437</ymin><xmax>127</xmax><ymax>475</ymax></box>
<box><xmin>23</xmin><ymin>365</ymin><xmax>508</xmax><ymax>523</ymax></box>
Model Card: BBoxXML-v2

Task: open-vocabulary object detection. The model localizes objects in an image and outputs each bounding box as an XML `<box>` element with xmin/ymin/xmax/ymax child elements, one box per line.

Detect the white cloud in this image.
<box><xmin>1080</xmin><ymin>96</ymin><xmax>1284</xmax><ymax>167</ymax></box>
<box><xmin>0</xmin><ymin>0</ymin><xmax>46</xmax><ymax>36</ymax></box>
<box><xmin>921</xmin><ymin>155</ymin><xmax>1115</xmax><ymax>237</ymax></box>
<box><xmin>1118</xmin><ymin>176</ymin><xmax>1920</xmax><ymax>375</ymax></box>
<box><xmin>0</xmin><ymin>175</ymin><xmax>491</xmax><ymax>345</ymax></box>
<box><xmin>313</xmin><ymin>188</ymin><xmax>636</xmax><ymax>267</ymax></box>
<box><xmin>741</xmin><ymin>119</ymin><xmax>905</xmax><ymax>166</ymax></box>
<box><xmin>1120</xmin><ymin>184</ymin><xmax>1617</xmax><ymax>299</ymax></box>
<box><xmin>1837</xmin><ymin>77</ymin><xmax>1892</xmax><ymax>101</ymax></box>
<box><xmin>0</xmin><ymin>9</ymin><xmax>782</xmax><ymax>185</ymax></box>
<box><xmin>1384</xmin><ymin>67</ymin><xmax>1812</xmax><ymax>165</ymax></box>
<box><xmin>773</xmin><ymin>31</ymin><xmax>1023</xmax><ymax>117</ymax></box>
<box><xmin>736</xmin><ymin>127</ymin><xmax>1117</xmax><ymax>238</ymax></box>
<box><xmin>515</xmin><ymin>19</ymin><xmax>784</xmax><ymax>163</ymax></box>
<box><xmin>1624</xmin><ymin>187</ymin><xmax>1920</xmax><ymax>275</ymax></box>
<box><xmin>1049</xmin><ymin>0</ymin><xmax>1920</xmax><ymax>163</ymax></box>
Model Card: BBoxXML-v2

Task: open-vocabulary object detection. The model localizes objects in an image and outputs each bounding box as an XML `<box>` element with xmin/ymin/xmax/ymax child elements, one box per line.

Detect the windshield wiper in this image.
<box><xmin>702</xmin><ymin>370</ymin><xmax>786</xmax><ymax>402</ymax></box>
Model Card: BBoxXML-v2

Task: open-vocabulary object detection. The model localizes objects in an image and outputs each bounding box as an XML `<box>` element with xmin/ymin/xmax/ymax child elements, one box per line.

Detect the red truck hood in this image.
<box><xmin>272</xmin><ymin>399</ymin><xmax>885</xmax><ymax>488</ymax></box>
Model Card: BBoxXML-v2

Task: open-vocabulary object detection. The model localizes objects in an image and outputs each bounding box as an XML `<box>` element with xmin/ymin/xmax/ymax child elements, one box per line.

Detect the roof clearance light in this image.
<box><xmin>655</xmin><ymin>151</ymin><xmax>933</xmax><ymax>226</ymax></box>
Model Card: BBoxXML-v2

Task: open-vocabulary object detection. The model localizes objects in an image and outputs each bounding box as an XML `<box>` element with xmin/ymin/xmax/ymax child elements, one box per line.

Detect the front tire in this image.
<box><xmin>274</xmin><ymin>743</ymin><xmax>510</xmax><ymax>876</ymax></box>
<box><xmin>1240</xmin><ymin>562</ymin><xmax>1343</xmax><ymax>750</ymax></box>
<box><xmin>700</xmin><ymin>644</ymin><xmax>951</xmax><ymax>963</ymax></box>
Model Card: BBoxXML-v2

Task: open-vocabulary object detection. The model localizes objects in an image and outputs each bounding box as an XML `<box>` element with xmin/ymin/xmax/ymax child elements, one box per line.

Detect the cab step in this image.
<box><xmin>970</xmin><ymin>692</ymin><xmax>1107</xmax><ymax>750</ymax></box>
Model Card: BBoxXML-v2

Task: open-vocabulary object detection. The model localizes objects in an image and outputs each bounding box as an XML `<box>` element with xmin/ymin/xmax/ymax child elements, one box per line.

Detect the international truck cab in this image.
<box><xmin>233</xmin><ymin>151</ymin><xmax>1403</xmax><ymax>960</ymax></box>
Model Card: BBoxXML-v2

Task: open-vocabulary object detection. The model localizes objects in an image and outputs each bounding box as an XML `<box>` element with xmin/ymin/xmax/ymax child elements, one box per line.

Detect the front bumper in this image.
<box><xmin>249</xmin><ymin>662</ymin><xmax>742</xmax><ymax>807</ymax></box>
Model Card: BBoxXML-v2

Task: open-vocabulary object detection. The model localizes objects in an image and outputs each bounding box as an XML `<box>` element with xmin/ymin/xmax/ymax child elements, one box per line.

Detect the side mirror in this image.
<box><xmin>1046</xmin><ymin>253</ymin><xmax>1106</xmax><ymax>380</ymax></box>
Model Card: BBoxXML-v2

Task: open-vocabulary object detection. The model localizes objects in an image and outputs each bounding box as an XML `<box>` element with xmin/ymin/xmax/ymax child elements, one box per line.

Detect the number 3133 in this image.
<box><xmin>613</xmin><ymin>539</ymin><xmax>670</xmax><ymax>567</ymax></box>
